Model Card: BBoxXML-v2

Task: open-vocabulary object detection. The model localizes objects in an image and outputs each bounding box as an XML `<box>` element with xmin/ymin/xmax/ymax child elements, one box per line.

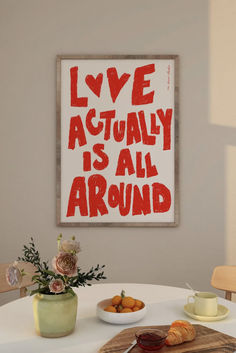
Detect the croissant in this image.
<box><xmin>165</xmin><ymin>320</ymin><xmax>196</xmax><ymax>346</ymax></box>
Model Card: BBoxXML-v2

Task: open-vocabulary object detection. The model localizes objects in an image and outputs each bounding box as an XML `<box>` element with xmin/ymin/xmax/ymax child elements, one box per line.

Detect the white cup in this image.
<box><xmin>187</xmin><ymin>292</ymin><xmax>218</xmax><ymax>316</ymax></box>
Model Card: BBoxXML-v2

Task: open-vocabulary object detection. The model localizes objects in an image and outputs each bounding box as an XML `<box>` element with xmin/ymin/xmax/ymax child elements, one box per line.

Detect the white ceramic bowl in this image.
<box><xmin>96</xmin><ymin>298</ymin><xmax>147</xmax><ymax>324</ymax></box>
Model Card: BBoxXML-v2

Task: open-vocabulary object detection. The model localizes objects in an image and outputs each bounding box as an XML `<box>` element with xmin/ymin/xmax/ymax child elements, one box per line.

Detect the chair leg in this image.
<box><xmin>20</xmin><ymin>287</ymin><xmax>27</xmax><ymax>298</ymax></box>
<box><xmin>225</xmin><ymin>291</ymin><xmax>232</xmax><ymax>301</ymax></box>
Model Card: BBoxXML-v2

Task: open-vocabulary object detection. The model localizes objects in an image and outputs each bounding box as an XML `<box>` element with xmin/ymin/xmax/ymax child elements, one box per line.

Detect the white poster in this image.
<box><xmin>57</xmin><ymin>56</ymin><xmax>179</xmax><ymax>226</ymax></box>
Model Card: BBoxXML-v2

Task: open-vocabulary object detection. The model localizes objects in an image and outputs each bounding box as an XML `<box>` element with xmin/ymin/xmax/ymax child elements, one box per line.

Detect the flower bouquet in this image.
<box><xmin>6</xmin><ymin>234</ymin><xmax>106</xmax><ymax>337</ymax></box>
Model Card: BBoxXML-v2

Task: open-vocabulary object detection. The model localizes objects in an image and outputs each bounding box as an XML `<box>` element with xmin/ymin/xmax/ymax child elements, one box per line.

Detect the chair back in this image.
<box><xmin>211</xmin><ymin>265</ymin><xmax>236</xmax><ymax>300</ymax></box>
<box><xmin>0</xmin><ymin>262</ymin><xmax>37</xmax><ymax>297</ymax></box>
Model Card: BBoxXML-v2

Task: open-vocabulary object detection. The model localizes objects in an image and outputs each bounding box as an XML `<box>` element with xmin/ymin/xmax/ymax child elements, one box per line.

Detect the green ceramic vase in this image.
<box><xmin>33</xmin><ymin>292</ymin><xmax>78</xmax><ymax>338</ymax></box>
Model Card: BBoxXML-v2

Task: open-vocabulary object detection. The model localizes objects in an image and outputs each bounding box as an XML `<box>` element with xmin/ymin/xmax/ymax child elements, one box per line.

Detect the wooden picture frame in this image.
<box><xmin>56</xmin><ymin>55</ymin><xmax>179</xmax><ymax>227</ymax></box>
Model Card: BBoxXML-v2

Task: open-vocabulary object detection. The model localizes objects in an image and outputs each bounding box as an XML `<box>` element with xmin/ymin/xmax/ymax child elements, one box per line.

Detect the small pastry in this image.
<box><xmin>165</xmin><ymin>320</ymin><xmax>196</xmax><ymax>346</ymax></box>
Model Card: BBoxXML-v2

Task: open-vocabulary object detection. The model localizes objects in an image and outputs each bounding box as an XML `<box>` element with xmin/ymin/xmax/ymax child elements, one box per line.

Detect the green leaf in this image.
<box><xmin>43</xmin><ymin>270</ymin><xmax>56</xmax><ymax>276</ymax></box>
<box><xmin>66</xmin><ymin>287</ymin><xmax>75</xmax><ymax>296</ymax></box>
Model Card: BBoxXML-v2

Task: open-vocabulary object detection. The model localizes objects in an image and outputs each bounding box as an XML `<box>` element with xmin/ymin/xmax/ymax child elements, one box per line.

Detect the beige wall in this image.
<box><xmin>210</xmin><ymin>0</ymin><xmax>236</xmax><ymax>301</ymax></box>
<box><xmin>0</xmin><ymin>0</ymin><xmax>235</xmax><ymax>306</ymax></box>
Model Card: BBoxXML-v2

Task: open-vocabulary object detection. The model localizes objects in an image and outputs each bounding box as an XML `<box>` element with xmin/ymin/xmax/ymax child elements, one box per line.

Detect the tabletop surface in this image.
<box><xmin>0</xmin><ymin>283</ymin><xmax>236</xmax><ymax>353</ymax></box>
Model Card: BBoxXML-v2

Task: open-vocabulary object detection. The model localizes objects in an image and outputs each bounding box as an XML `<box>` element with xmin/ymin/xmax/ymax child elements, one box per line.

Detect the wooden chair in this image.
<box><xmin>0</xmin><ymin>262</ymin><xmax>37</xmax><ymax>298</ymax></box>
<box><xmin>211</xmin><ymin>265</ymin><xmax>236</xmax><ymax>301</ymax></box>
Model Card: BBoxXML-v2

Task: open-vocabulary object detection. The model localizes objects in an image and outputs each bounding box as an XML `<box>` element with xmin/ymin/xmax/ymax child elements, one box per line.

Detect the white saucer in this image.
<box><xmin>184</xmin><ymin>303</ymin><xmax>229</xmax><ymax>322</ymax></box>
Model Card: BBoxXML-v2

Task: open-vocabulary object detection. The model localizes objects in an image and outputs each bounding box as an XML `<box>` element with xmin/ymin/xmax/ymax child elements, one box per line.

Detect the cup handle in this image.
<box><xmin>187</xmin><ymin>295</ymin><xmax>195</xmax><ymax>305</ymax></box>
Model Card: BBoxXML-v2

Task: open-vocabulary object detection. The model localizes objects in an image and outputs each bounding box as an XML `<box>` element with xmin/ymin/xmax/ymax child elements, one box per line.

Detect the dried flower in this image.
<box><xmin>60</xmin><ymin>239</ymin><xmax>81</xmax><ymax>254</ymax></box>
<box><xmin>6</xmin><ymin>261</ymin><xmax>23</xmax><ymax>287</ymax></box>
<box><xmin>10</xmin><ymin>235</ymin><xmax>106</xmax><ymax>296</ymax></box>
<box><xmin>49</xmin><ymin>278</ymin><xmax>65</xmax><ymax>294</ymax></box>
<box><xmin>52</xmin><ymin>252</ymin><xmax>78</xmax><ymax>277</ymax></box>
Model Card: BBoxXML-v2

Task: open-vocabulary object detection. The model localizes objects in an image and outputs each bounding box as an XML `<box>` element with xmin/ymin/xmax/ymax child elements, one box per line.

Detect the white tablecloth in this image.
<box><xmin>0</xmin><ymin>283</ymin><xmax>235</xmax><ymax>353</ymax></box>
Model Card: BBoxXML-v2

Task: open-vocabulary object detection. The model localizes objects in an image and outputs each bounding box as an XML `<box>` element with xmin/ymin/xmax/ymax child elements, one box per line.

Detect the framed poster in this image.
<box><xmin>57</xmin><ymin>55</ymin><xmax>179</xmax><ymax>227</ymax></box>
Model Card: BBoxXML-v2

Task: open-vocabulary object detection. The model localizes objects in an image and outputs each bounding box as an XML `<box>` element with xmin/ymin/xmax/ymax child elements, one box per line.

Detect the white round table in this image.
<box><xmin>0</xmin><ymin>283</ymin><xmax>235</xmax><ymax>353</ymax></box>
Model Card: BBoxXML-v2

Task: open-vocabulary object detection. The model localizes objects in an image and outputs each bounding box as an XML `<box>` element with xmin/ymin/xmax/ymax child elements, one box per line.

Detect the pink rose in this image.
<box><xmin>49</xmin><ymin>278</ymin><xmax>65</xmax><ymax>294</ymax></box>
<box><xmin>52</xmin><ymin>252</ymin><xmax>78</xmax><ymax>277</ymax></box>
<box><xmin>6</xmin><ymin>262</ymin><xmax>23</xmax><ymax>287</ymax></box>
<box><xmin>60</xmin><ymin>239</ymin><xmax>81</xmax><ymax>254</ymax></box>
